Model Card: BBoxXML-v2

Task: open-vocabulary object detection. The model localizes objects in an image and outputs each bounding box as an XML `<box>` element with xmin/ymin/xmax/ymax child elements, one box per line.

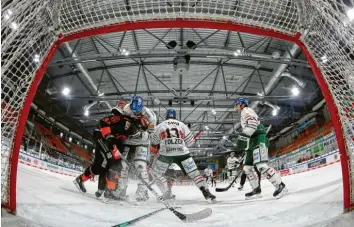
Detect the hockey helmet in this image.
<box><xmin>166</xmin><ymin>109</ymin><xmax>177</xmax><ymax>119</ymax></box>
<box><xmin>130</xmin><ymin>96</ymin><xmax>144</xmax><ymax>114</ymax></box>
<box><xmin>235</xmin><ymin>97</ymin><xmax>249</xmax><ymax>106</ymax></box>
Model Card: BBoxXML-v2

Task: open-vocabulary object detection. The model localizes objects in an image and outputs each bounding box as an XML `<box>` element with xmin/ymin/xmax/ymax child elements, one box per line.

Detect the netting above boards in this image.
<box><xmin>1</xmin><ymin>0</ymin><xmax>354</xmax><ymax>212</ymax></box>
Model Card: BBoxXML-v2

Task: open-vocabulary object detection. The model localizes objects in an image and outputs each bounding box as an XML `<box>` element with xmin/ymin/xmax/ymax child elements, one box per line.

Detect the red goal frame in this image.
<box><xmin>4</xmin><ymin>19</ymin><xmax>353</xmax><ymax>213</ymax></box>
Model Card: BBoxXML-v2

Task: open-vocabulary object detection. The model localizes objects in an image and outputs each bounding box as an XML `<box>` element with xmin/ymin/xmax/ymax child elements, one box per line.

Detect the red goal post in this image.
<box><xmin>1</xmin><ymin>0</ymin><xmax>353</xmax><ymax>213</ymax></box>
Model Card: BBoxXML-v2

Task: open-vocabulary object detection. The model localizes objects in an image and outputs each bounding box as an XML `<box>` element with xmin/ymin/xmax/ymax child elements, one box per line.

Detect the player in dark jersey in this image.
<box><xmin>73</xmin><ymin>101</ymin><xmax>144</xmax><ymax>200</ymax></box>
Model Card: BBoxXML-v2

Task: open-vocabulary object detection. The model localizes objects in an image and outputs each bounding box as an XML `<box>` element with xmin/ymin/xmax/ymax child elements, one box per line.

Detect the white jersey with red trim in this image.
<box><xmin>123</xmin><ymin>104</ymin><xmax>157</xmax><ymax>145</ymax></box>
<box><xmin>204</xmin><ymin>168</ymin><xmax>213</xmax><ymax>177</ymax></box>
<box><xmin>240</xmin><ymin>107</ymin><xmax>260</xmax><ymax>136</ymax></box>
<box><xmin>150</xmin><ymin>119</ymin><xmax>194</xmax><ymax>156</ymax></box>
<box><xmin>227</xmin><ymin>157</ymin><xmax>240</xmax><ymax>170</ymax></box>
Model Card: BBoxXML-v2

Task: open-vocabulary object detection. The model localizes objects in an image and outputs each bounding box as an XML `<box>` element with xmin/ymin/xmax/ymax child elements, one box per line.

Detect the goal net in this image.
<box><xmin>1</xmin><ymin>0</ymin><xmax>353</xmax><ymax>213</ymax></box>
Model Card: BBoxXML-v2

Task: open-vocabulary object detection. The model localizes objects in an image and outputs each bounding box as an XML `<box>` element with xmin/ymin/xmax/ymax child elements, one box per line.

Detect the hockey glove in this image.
<box><xmin>236</xmin><ymin>134</ymin><xmax>251</xmax><ymax>151</ymax></box>
<box><xmin>110</xmin><ymin>145</ymin><xmax>122</xmax><ymax>160</ymax></box>
<box><xmin>136</xmin><ymin>115</ymin><xmax>150</xmax><ymax>131</ymax></box>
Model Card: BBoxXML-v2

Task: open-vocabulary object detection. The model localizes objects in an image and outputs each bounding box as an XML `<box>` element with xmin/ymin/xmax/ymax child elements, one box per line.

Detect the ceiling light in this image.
<box><xmin>205</xmin><ymin>125</ymin><xmax>210</xmax><ymax>130</ymax></box>
<box><xmin>234</xmin><ymin>49</ymin><xmax>243</xmax><ymax>56</ymax></box>
<box><xmin>257</xmin><ymin>92</ymin><xmax>264</xmax><ymax>96</ymax></box>
<box><xmin>121</xmin><ymin>48</ymin><xmax>130</xmax><ymax>56</ymax></box>
<box><xmin>211</xmin><ymin>109</ymin><xmax>217</xmax><ymax>115</ymax></box>
<box><xmin>60</xmin><ymin>132</ymin><xmax>63</xmax><ymax>137</ymax></box>
<box><xmin>186</xmin><ymin>40</ymin><xmax>197</xmax><ymax>49</ymax></box>
<box><xmin>320</xmin><ymin>55</ymin><xmax>328</xmax><ymax>63</ymax></box>
<box><xmin>84</xmin><ymin>145</ymin><xmax>87</xmax><ymax>149</ymax></box>
<box><xmin>347</xmin><ymin>8</ymin><xmax>354</xmax><ymax>21</ymax></box>
<box><xmin>223</xmin><ymin>136</ymin><xmax>227</xmax><ymax>140</ymax></box>
<box><xmin>62</xmin><ymin>87</ymin><xmax>70</xmax><ymax>96</ymax></box>
<box><xmin>93</xmin><ymin>149</ymin><xmax>95</xmax><ymax>153</ymax></box>
<box><xmin>69</xmin><ymin>137</ymin><xmax>72</xmax><ymax>142</ymax></box>
<box><xmin>98</xmin><ymin>92</ymin><xmax>104</xmax><ymax>96</ymax></box>
<box><xmin>291</xmin><ymin>86</ymin><xmax>300</xmax><ymax>96</ymax></box>
<box><xmin>10</xmin><ymin>22</ymin><xmax>18</xmax><ymax>30</ymax></box>
<box><xmin>4</xmin><ymin>9</ymin><xmax>13</xmax><ymax>20</ymax></box>
<box><xmin>166</xmin><ymin>40</ymin><xmax>177</xmax><ymax>49</ymax></box>
<box><xmin>33</xmin><ymin>54</ymin><xmax>40</xmax><ymax>63</ymax></box>
<box><xmin>198</xmin><ymin>144</ymin><xmax>200</xmax><ymax>148</ymax></box>
<box><xmin>272</xmin><ymin>109</ymin><xmax>278</xmax><ymax>116</ymax></box>
<box><xmin>84</xmin><ymin>110</ymin><xmax>89</xmax><ymax>116</ymax></box>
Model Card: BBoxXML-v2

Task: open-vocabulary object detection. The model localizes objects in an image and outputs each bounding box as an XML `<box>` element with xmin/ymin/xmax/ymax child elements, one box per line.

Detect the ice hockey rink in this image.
<box><xmin>2</xmin><ymin>161</ymin><xmax>353</xmax><ymax>227</ymax></box>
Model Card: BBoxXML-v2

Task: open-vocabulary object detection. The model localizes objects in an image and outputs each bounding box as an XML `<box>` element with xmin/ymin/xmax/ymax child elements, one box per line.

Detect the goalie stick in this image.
<box><xmin>216</xmin><ymin>126</ymin><xmax>272</xmax><ymax>192</ymax></box>
<box><xmin>112</xmin><ymin>206</ymin><xmax>181</xmax><ymax>227</ymax></box>
<box><xmin>97</xmin><ymin>139</ymin><xmax>212</xmax><ymax>222</ymax></box>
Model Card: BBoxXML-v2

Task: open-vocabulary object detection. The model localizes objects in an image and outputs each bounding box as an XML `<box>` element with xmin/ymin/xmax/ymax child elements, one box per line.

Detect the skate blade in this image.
<box><xmin>72</xmin><ymin>180</ymin><xmax>85</xmax><ymax>194</ymax></box>
<box><xmin>135</xmin><ymin>200</ymin><xmax>148</xmax><ymax>206</ymax></box>
<box><xmin>245</xmin><ymin>194</ymin><xmax>262</xmax><ymax>200</ymax></box>
<box><xmin>207</xmin><ymin>198</ymin><xmax>216</xmax><ymax>204</ymax></box>
<box><xmin>275</xmin><ymin>187</ymin><xmax>288</xmax><ymax>199</ymax></box>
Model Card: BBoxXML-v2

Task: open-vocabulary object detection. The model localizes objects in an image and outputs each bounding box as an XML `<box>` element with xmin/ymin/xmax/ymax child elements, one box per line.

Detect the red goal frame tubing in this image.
<box><xmin>6</xmin><ymin>19</ymin><xmax>353</xmax><ymax>212</ymax></box>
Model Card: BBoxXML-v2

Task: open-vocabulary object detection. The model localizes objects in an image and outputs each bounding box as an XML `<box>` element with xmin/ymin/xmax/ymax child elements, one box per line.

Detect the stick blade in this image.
<box><xmin>215</xmin><ymin>186</ymin><xmax>231</xmax><ymax>192</ymax></box>
<box><xmin>184</xmin><ymin>208</ymin><xmax>212</xmax><ymax>222</ymax></box>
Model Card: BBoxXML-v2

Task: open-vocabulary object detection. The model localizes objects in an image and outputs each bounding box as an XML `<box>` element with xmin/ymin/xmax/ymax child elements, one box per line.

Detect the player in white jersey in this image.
<box><xmin>204</xmin><ymin>166</ymin><xmax>213</xmax><ymax>185</ymax></box>
<box><xmin>231</xmin><ymin>98</ymin><xmax>287</xmax><ymax>199</ymax></box>
<box><xmin>226</xmin><ymin>152</ymin><xmax>241</xmax><ymax>185</ymax></box>
<box><xmin>149</xmin><ymin>109</ymin><xmax>216</xmax><ymax>202</ymax></box>
<box><xmin>117</xmin><ymin>96</ymin><xmax>157</xmax><ymax>202</ymax></box>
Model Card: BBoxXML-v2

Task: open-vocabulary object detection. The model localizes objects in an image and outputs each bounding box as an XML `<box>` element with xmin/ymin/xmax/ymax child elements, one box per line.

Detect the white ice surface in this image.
<box><xmin>2</xmin><ymin>162</ymin><xmax>353</xmax><ymax>227</ymax></box>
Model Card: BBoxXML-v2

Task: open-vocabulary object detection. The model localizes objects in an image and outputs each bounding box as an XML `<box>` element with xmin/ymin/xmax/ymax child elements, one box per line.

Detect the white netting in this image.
<box><xmin>1</xmin><ymin>0</ymin><xmax>353</xmax><ymax>211</ymax></box>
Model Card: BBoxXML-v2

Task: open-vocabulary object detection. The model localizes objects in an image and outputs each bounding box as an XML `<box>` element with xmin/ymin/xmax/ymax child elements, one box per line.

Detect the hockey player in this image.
<box><xmin>73</xmin><ymin>102</ymin><xmax>143</xmax><ymax>200</ymax></box>
<box><xmin>232</xmin><ymin>98</ymin><xmax>287</xmax><ymax>199</ymax></box>
<box><xmin>204</xmin><ymin>166</ymin><xmax>213</xmax><ymax>185</ymax></box>
<box><xmin>226</xmin><ymin>152</ymin><xmax>241</xmax><ymax>186</ymax></box>
<box><xmin>118</xmin><ymin>96</ymin><xmax>157</xmax><ymax>202</ymax></box>
<box><xmin>150</xmin><ymin>109</ymin><xmax>216</xmax><ymax>202</ymax></box>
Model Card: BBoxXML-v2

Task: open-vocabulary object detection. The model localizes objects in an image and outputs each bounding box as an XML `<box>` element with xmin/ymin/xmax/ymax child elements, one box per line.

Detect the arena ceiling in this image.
<box><xmin>34</xmin><ymin>28</ymin><xmax>323</xmax><ymax>152</ymax></box>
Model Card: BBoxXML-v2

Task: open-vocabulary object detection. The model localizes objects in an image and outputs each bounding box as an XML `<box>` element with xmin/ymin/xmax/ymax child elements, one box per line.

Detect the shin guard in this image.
<box><xmin>243</xmin><ymin>165</ymin><xmax>259</xmax><ymax>190</ymax></box>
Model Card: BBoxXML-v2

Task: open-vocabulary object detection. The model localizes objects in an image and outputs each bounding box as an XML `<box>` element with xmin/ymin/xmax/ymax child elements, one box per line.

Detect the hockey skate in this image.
<box><xmin>273</xmin><ymin>182</ymin><xmax>288</xmax><ymax>199</ymax></box>
<box><xmin>135</xmin><ymin>185</ymin><xmax>149</xmax><ymax>204</ymax></box>
<box><xmin>238</xmin><ymin>185</ymin><xmax>244</xmax><ymax>191</ymax></box>
<box><xmin>73</xmin><ymin>176</ymin><xmax>86</xmax><ymax>193</ymax></box>
<box><xmin>200</xmin><ymin>186</ymin><xmax>216</xmax><ymax>203</ymax></box>
<box><xmin>163</xmin><ymin>190</ymin><xmax>176</xmax><ymax>200</ymax></box>
<box><xmin>245</xmin><ymin>186</ymin><xmax>261</xmax><ymax>200</ymax></box>
<box><xmin>95</xmin><ymin>189</ymin><xmax>104</xmax><ymax>198</ymax></box>
<box><xmin>103</xmin><ymin>190</ymin><xmax>122</xmax><ymax>203</ymax></box>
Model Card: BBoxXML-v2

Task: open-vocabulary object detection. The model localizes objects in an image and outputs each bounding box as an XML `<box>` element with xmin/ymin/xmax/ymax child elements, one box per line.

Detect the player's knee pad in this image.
<box><xmin>134</xmin><ymin>146</ymin><xmax>149</xmax><ymax>162</ymax></box>
<box><xmin>243</xmin><ymin>165</ymin><xmax>259</xmax><ymax>189</ymax></box>
<box><xmin>151</xmin><ymin>158</ymin><xmax>169</xmax><ymax>177</ymax></box>
<box><xmin>181</xmin><ymin>157</ymin><xmax>206</xmax><ymax>188</ymax></box>
<box><xmin>255</xmin><ymin>162</ymin><xmax>281</xmax><ymax>186</ymax></box>
<box><xmin>151</xmin><ymin>158</ymin><xmax>170</xmax><ymax>194</ymax></box>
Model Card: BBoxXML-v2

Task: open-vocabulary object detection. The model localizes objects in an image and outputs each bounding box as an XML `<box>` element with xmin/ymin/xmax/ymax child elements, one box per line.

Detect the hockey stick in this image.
<box><xmin>215</xmin><ymin>167</ymin><xmax>243</xmax><ymax>192</ymax></box>
<box><xmin>216</xmin><ymin>125</ymin><xmax>272</xmax><ymax>192</ymax></box>
<box><xmin>112</xmin><ymin>206</ymin><xmax>181</xmax><ymax>227</ymax></box>
<box><xmin>97</xmin><ymin>139</ymin><xmax>212</xmax><ymax>222</ymax></box>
